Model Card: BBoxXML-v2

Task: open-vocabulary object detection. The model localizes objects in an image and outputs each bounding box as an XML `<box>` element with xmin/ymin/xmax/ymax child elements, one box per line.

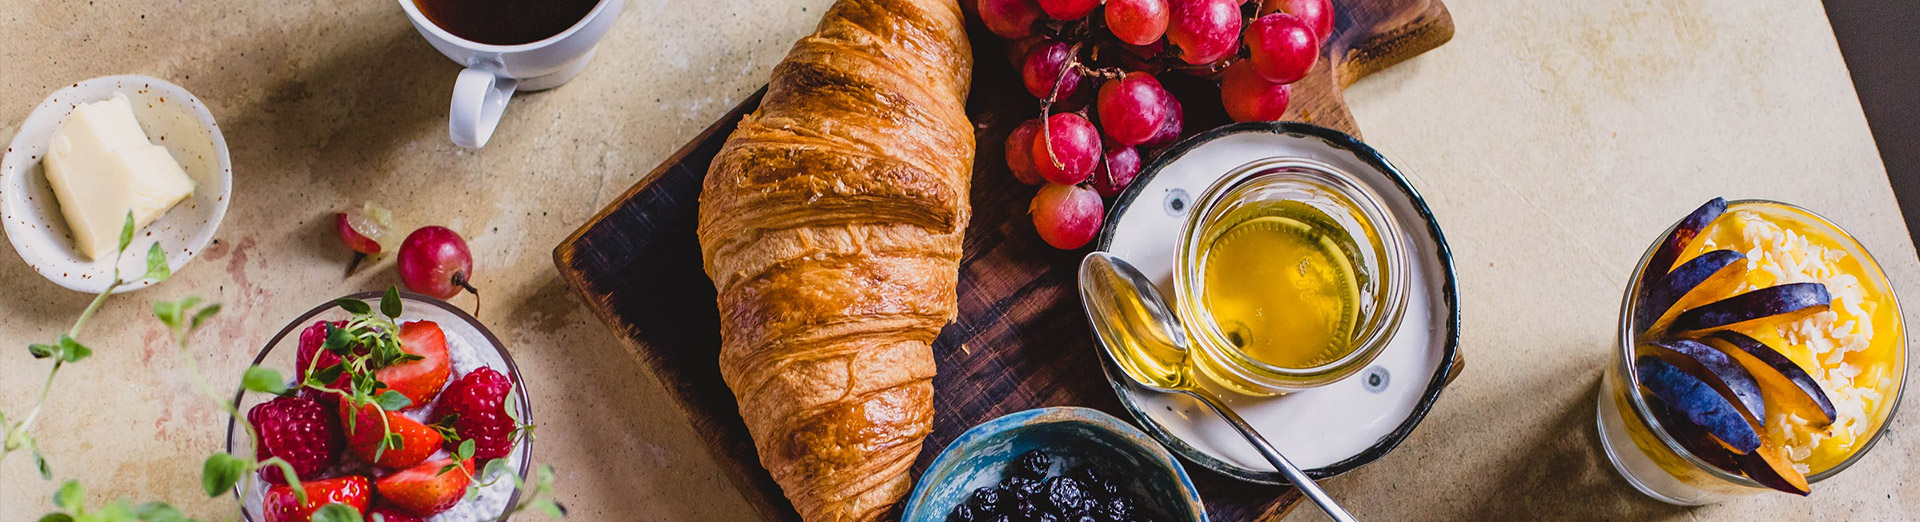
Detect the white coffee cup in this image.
<box><xmin>398</xmin><ymin>0</ymin><xmax>625</xmax><ymax>148</ymax></box>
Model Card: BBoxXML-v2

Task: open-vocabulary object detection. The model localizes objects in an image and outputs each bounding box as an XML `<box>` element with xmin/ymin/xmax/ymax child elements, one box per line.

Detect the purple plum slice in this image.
<box><xmin>1635</xmin><ymin>355</ymin><xmax>1761</xmax><ymax>453</ymax></box>
<box><xmin>1643</xmin><ymin>394</ymin><xmax>1743</xmax><ymax>474</ymax></box>
<box><xmin>1708</xmin><ymin>331</ymin><xmax>1837</xmax><ymax>426</ymax></box>
<box><xmin>1643</xmin><ymin>339</ymin><xmax>1767</xmax><ymax>422</ymax></box>
<box><xmin>1669</xmin><ymin>282</ymin><xmax>1831</xmax><ymax>334</ymax></box>
<box><xmin>1634</xmin><ymin>249</ymin><xmax>1746</xmax><ymax>332</ymax></box>
<box><xmin>1637</xmin><ymin>198</ymin><xmax>1727</xmax><ymax>298</ymax></box>
<box><xmin>1737</xmin><ymin>441</ymin><xmax>1811</xmax><ymax>496</ymax></box>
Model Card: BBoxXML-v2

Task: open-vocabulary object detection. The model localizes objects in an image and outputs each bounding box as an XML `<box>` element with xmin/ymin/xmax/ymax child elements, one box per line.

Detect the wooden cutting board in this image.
<box><xmin>554</xmin><ymin>2</ymin><xmax>1454</xmax><ymax>520</ymax></box>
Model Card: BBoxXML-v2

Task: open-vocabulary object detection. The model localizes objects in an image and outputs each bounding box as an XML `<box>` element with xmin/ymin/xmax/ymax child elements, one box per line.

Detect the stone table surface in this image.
<box><xmin>1</xmin><ymin>0</ymin><xmax>1913</xmax><ymax>520</ymax></box>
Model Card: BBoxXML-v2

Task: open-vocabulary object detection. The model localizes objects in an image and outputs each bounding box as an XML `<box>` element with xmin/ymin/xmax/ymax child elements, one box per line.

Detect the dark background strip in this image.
<box><xmin>1823</xmin><ymin>0</ymin><xmax>1919</xmax><ymax>254</ymax></box>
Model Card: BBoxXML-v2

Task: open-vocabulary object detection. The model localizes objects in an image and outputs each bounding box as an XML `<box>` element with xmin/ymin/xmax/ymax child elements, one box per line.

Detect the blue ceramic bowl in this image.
<box><xmin>902</xmin><ymin>407</ymin><xmax>1207</xmax><ymax>521</ymax></box>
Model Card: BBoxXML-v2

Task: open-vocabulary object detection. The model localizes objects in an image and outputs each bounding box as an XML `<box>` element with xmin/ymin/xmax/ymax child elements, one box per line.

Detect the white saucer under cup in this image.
<box><xmin>1094</xmin><ymin>122</ymin><xmax>1461</xmax><ymax>484</ymax></box>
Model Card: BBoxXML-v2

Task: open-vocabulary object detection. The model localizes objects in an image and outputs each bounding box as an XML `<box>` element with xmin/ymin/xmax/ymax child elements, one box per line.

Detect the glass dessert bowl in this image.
<box><xmin>1597</xmin><ymin>199</ymin><xmax>1906</xmax><ymax>504</ymax></box>
<box><xmin>227</xmin><ymin>291</ymin><xmax>534</xmax><ymax>521</ymax></box>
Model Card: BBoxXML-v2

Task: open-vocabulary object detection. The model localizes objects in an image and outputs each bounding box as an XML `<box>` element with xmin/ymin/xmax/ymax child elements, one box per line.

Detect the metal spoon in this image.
<box><xmin>1078</xmin><ymin>252</ymin><xmax>1358</xmax><ymax>522</ymax></box>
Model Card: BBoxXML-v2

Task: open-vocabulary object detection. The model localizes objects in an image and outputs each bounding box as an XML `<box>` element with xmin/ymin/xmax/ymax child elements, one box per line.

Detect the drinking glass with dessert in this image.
<box><xmin>1597</xmin><ymin>198</ymin><xmax>1905</xmax><ymax>504</ymax></box>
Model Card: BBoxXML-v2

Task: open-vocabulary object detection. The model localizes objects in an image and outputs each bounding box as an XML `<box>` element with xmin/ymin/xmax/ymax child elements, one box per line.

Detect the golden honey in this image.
<box><xmin>1198</xmin><ymin>202</ymin><xmax>1362</xmax><ymax>369</ymax></box>
<box><xmin>1173</xmin><ymin>159</ymin><xmax>1408</xmax><ymax>396</ymax></box>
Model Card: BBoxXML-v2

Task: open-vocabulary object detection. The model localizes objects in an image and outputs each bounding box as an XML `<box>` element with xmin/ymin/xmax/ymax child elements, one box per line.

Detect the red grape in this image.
<box><xmin>1021</xmin><ymin>40</ymin><xmax>1083</xmax><ymax>100</ymax></box>
<box><xmin>980</xmin><ymin>0</ymin><xmax>1045</xmax><ymax>39</ymax></box>
<box><xmin>1140</xmin><ymin>94</ymin><xmax>1184</xmax><ymax>148</ymax></box>
<box><xmin>1005</xmin><ymin>118</ymin><xmax>1048</xmax><ymax>186</ymax></box>
<box><xmin>1262</xmin><ymin>0</ymin><xmax>1334</xmax><ymax>40</ymax></box>
<box><xmin>1038</xmin><ymin>0</ymin><xmax>1098</xmax><ymax>21</ymax></box>
<box><xmin>1245</xmin><ymin>12</ymin><xmax>1319</xmax><ymax>84</ymax></box>
<box><xmin>1031</xmin><ymin>112</ymin><xmax>1102</xmax><ymax>185</ymax></box>
<box><xmin>1005</xmin><ymin>35</ymin><xmax>1044</xmax><ymax>67</ymax></box>
<box><xmin>1095</xmin><ymin>72</ymin><xmax>1173</xmax><ymax>146</ymax></box>
<box><xmin>1121</xmin><ymin>39</ymin><xmax>1164</xmax><ymax>60</ymax></box>
<box><xmin>1167</xmin><ymin>0</ymin><xmax>1242</xmax><ymax>65</ymax></box>
<box><xmin>1221</xmin><ymin>62</ymin><xmax>1292</xmax><ymax>122</ymax></box>
<box><xmin>1093</xmin><ymin>146</ymin><xmax>1141</xmax><ymax>197</ymax></box>
<box><xmin>1030</xmin><ymin>183</ymin><xmax>1104</xmax><ymax>249</ymax></box>
<box><xmin>1105</xmin><ymin>0</ymin><xmax>1170</xmax><ymax>45</ymax></box>
<box><xmin>335</xmin><ymin>203</ymin><xmax>391</xmax><ymax>275</ymax></box>
<box><xmin>397</xmin><ymin>226</ymin><xmax>479</xmax><ymax>302</ymax></box>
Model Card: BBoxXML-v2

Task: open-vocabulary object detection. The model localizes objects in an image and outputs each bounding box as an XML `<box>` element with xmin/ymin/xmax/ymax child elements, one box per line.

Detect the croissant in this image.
<box><xmin>695</xmin><ymin>0</ymin><xmax>973</xmax><ymax>520</ymax></box>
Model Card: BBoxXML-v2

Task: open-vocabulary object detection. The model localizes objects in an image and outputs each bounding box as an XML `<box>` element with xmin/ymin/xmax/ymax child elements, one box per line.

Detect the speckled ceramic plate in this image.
<box><xmin>225</xmin><ymin>291</ymin><xmax>533</xmax><ymax>521</ymax></box>
<box><xmin>1094</xmin><ymin>122</ymin><xmax>1460</xmax><ymax>484</ymax></box>
<box><xmin>901</xmin><ymin>407</ymin><xmax>1206</xmax><ymax>522</ymax></box>
<box><xmin>0</xmin><ymin>75</ymin><xmax>232</xmax><ymax>293</ymax></box>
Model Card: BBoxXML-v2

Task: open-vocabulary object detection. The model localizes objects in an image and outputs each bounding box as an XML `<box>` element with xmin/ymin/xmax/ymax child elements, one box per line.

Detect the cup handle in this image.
<box><xmin>449</xmin><ymin>68</ymin><xmax>518</xmax><ymax>148</ymax></box>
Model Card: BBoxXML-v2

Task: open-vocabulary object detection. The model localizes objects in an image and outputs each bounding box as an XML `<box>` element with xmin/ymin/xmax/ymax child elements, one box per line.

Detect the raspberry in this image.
<box><xmin>249</xmin><ymin>396</ymin><xmax>341</xmax><ymax>484</ymax></box>
<box><xmin>434</xmin><ymin>367</ymin><xmax>516</xmax><ymax>464</ymax></box>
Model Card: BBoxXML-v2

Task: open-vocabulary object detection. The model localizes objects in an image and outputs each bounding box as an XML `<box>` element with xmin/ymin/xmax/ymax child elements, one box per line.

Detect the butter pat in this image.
<box><xmin>43</xmin><ymin>93</ymin><xmax>196</xmax><ymax>260</ymax></box>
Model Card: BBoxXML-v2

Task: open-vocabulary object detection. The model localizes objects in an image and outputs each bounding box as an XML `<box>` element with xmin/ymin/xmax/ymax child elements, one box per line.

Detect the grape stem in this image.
<box><xmin>452</xmin><ymin>271</ymin><xmax>481</xmax><ymax>317</ymax></box>
<box><xmin>1038</xmin><ymin>42</ymin><xmax>1088</xmax><ymax>173</ymax></box>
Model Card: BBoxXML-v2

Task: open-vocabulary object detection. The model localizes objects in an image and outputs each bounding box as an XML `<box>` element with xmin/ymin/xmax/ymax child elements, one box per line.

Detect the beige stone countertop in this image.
<box><xmin>1</xmin><ymin>0</ymin><xmax>1913</xmax><ymax>520</ymax></box>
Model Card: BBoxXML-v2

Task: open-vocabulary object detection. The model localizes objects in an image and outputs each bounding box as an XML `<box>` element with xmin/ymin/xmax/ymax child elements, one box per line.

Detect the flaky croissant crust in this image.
<box><xmin>696</xmin><ymin>0</ymin><xmax>972</xmax><ymax>520</ymax></box>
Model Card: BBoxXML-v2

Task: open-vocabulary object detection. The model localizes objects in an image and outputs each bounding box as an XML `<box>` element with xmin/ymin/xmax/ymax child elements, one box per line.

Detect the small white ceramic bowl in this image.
<box><xmin>1</xmin><ymin>74</ymin><xmax>232</xmax><ymax>293</ymax></box>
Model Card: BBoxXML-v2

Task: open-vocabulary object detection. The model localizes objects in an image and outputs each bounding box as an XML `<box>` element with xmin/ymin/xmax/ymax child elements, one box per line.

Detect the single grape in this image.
<box><xmin>1031</xmin><ymin>112</ymin><xmax>1102</xmax><ymax>185</ymax></box>
<box><xmin>397</xmin><ymin>226</ymin><xmax>480</xmax><ymax>304</ymax></box>
<box><xmin>1245</xmin><ymin>12</ymin><xmax>1319</xmax><ymax>84</ymax></box>
<box><xmin>980</xmin><ymin>0</ymin><xmax>1045</xmax><ymax>39</ymax></box>
<box><xmin>1167</xmin><ymin>0</ymin><xmax>1242</xmax><ymax>65</ymax></box>
<box><xmin>1021</xmin><ymin>39</ymin><xmax>1083</xmax><ymax>100</ymax></box>
<box><xmin>1038</xmin><ymin>0</ymin><xmax>1098</xmax><ymax>20</ymax></box>
<box><xmin>1005</xmin><ymin>118</ymin><xmax>1048</xmax><ymax>186</ymax></box>
<box><xmin>1093</xmin><ymin>146</ymin><xmax>1141</xmax><ymax>198</ymax></box>
<box><xmin>1031</xmin><ymin>183</ymin><xmax>1104</xmax><ymax>250</ymax></box>
<box><xmin>1104</xmin><ymin>0</ymin><xmax>1170</xmax><ymax>45</ymax></box>
<box><xmin>1139</xmin><ymin>94</ymin><xmax>1184</xmax><ymax>148</ymax></box>
<box><xmin>1005</xmin><ymin>35</ymin><xmax>1044</xmax><ymax>68</ymax></box>
<box><xmin>1261</xmin><ymin>0</ymin><xmax>1334</xmax><ymax>40</ymax></box>
<box><xmin>1220</xmin><ymin>62</ymin><xmax>1292</xmax><ymax>122</ymax></box>
<box><xmin>1120</xmin><ymin>39</ymin><xmax>1164</xmax><ymax>60</ymax></box>
<box><xmin>1094</xmin><ymin>72</ymin><xmax>1172</xmax><ymax>146</ymax></box>
<box><xmin>335</xmin><ymin>202</ymin><xmax>392</xmax><ymax>275</ymax></box>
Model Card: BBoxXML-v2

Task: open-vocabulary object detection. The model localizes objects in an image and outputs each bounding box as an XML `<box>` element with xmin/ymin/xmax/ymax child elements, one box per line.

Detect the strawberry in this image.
<box><xmin>367</xmin><ymin>505</ymin><xmax>426</xmax><ymax>522</ymax></box>
<box><xmin>376</xmin><ymin>321</ymin><xmax>451</xmax><ymax>409</ymax></box>
<box><xmin>374</xmin><ymin>457</ymin><xmax>474</xmax><ymax>517</ymax></box>
<box><xmin>248</xmin><ymin>396</ymin><xmax>341</xmax><ymax>484</ymax></box>
<box><xmin>434</xmin><ymin>367</ymin><xmax>516</xmax><ymax>464</ymax></box>
<box><xmin>340</xmin><ymin>401</ymin><xmax>442</xmax><ymax>469</ymax></box>
<box><xmin>262</xmin><ymin>475</ymin><xmax>370</xmax><ymax>522</ymax></box>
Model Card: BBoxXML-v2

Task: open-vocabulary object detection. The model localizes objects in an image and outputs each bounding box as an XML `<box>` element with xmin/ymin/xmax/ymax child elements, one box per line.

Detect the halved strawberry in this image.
<box><xmin>376</xmin><ymin>321</ymin><xmax>451</xmax><ymax>409</ymax></box>
<box><xmin>263</xmin><ymin>475</ymin><xmax>370</xmax><ymax>522</ymax></box>
<box><xmin>375</xmin><ymin>457</ymin><xmax>474</xmax><ymax>517</ymax></box>
<box><xmin>340</xmin><ymin>401</ymin><xmax>442</xmax><ymax>469</ymax></box>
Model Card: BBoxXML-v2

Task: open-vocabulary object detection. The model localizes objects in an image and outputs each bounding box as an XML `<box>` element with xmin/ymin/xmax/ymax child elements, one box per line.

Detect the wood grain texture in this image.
<box><xmin>555</xmin><ymin>2</ymin><xmax>1452</xmax><ymax>520</ymax></box>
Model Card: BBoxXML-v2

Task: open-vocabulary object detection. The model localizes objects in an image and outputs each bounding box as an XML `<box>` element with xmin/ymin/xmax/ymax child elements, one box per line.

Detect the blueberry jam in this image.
<box><xmin>945</xmin><ymin>450</ymin><xmax>1162</xmax><ymax>522</ymax></box>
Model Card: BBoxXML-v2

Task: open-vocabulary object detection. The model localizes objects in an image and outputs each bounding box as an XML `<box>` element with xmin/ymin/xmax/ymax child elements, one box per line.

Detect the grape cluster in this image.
<box><xmin>947</xmin><ymin>450</ymin><xmax>1159</xmax><ymax>522</ymax></box>
<box><xmin>982</xmin><ymin>0</ymin><xmax>1335</xmax><ymax>250</ymax></box>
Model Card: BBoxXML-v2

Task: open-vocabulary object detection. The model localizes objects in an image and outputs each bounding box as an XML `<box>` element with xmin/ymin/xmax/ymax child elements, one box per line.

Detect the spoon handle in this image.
<box><xmin>1186</xmin><ymin>389</ymin><xmax>1358</xmax><ymax>522</ymax></box>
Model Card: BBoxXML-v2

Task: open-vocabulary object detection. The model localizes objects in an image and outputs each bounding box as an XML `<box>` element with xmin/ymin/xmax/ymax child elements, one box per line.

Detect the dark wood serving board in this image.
<box><xmin>554</xmin><ymin>2</ymin><xmax>1454</xmax><ymax>520</ymax></box>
